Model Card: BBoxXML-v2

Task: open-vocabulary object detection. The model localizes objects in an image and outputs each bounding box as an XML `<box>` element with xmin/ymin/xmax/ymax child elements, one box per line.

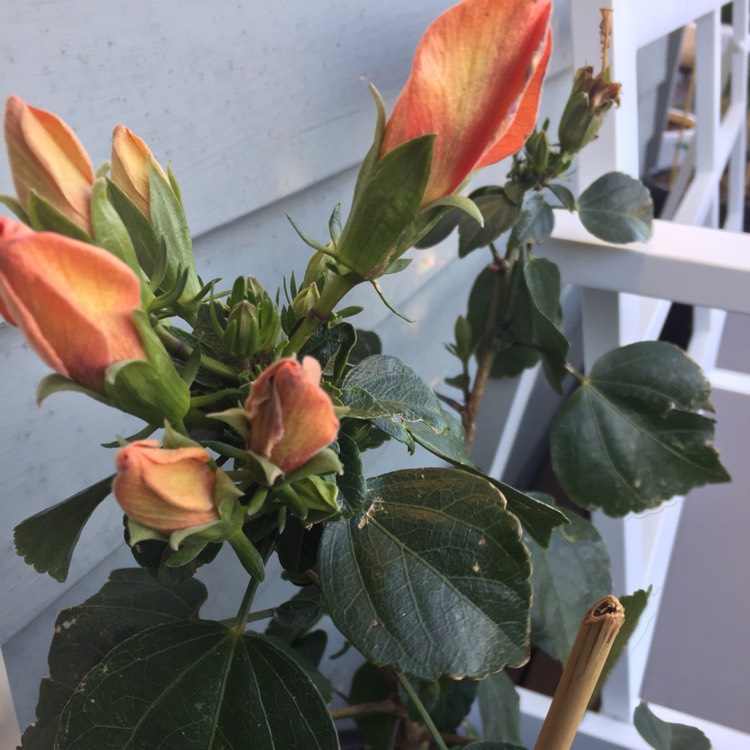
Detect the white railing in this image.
<box><xmin>483</xmin><ymin>1</ymin><xmax>750</xmax><ymax>745</ymax></box>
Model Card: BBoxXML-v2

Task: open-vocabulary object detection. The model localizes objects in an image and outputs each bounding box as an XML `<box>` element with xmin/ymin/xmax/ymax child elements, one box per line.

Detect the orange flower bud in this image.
<box><xmin>111</xmin><ymin>125</ymin><xmax>167</xmax><ymax>218</ymax></box>
<box><xmin>245</xmin><ymin>357</ymin><xmax>339</xmax><ymax>474</ymax></box>
<box><xmin>380</xmin><ymin>0</ymin><xmax>552</xmax><ymax>205</ymax></box>
<box><xmin>113</xmin><ymin>440</ymin><xmax>220</xmax><ymax>535</ymax></box>
<box><xmin>3</xmin><ymin>95</ymin><xmax>94</xmax><ymax>232</ymax></box>
<box><xmin>0</xmin><ymin>216</ymin><xmax>146</xmax><ymax>392</ymax></box>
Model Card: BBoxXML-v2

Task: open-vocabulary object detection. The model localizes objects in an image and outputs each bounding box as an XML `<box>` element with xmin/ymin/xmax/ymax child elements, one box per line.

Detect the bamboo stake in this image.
<box><xmin>534</xmin><ymin>595</ymin><xmax>625</xmax><ymax>750</ymax></box>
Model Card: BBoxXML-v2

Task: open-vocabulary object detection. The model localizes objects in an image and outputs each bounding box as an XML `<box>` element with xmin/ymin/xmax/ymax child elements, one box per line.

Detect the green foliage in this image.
<box><xmin>476</xmin><ymin>671</ymin><xmax>522</xmax><ymax>745</ymax></box>
<box><xmin>336</xmin><ymin>135</ymin><xmax>434</xmax><ymax>278</ymax></box>
<box><xmin>634</xmin><ymin>702</ymin><xmax>713</xmax><ymax>749</ymax></box>
<box><xmin>507</xmin><ymin>192</ymin><xmax>554</xmax><ymax>249</ymax></box>
<box><xmin>459</xmin><ymin>187</ymin><xmax>521</xmax><ymax>257</ymax></box>
<box><xmin>551</xmin><ymin>341</ymin><xmax>730</xmax><ymax>515</ymax></box>
<box><xmin>578</xmin><ymin>171</ymin><xmax>654</xmax><ymax>243</ymax></box>
<box><xmin>526</xmin><ymin>499</ymin><xmax>612</xmax><ymax>663</ymax></box>
<box><xmin>14</xmin><ymin>476</ymin><xmax>114</xmax><ymax>582</ymax></box>
<box><xmin>21</xmin><ymin>569</ymin><xmax>206</xmax><ymax>749</ymax></box>
<box><xmin>55</xmin><ymin>621</ymin><xmax>338</xmax><ymax>749</ymax></box>
<box><xmin>320</xmin><ymin>468</ymin><xmax>531</xmax><ymax>680</ymax></box>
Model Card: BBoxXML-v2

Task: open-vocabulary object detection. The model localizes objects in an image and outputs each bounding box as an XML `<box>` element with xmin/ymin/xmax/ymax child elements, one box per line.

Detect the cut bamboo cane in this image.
<box><xmin>533</xmin><ymin>595</ymin><xmax>625</xmax><ymax>750</ymax></box>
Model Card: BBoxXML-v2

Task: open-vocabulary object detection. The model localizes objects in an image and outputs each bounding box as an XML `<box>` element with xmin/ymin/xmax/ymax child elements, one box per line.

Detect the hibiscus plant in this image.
<box><xmin>0</xmin><ymin>1</ymin><xmax>727</xmax><ymax>749</ymax></box>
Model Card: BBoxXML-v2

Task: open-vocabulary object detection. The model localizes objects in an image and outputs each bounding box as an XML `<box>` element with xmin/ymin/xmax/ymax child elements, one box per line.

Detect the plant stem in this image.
<box><xmin>329</xmin><ymin>699</ymin><xmax>402</xmax><ymax>721</ymax></box>
<box><xmin>396</xmin><ymin>672</ymin><xmax>450</xmax><ymax>750</ymax></box>
<box><xmin>229</xmin><ymin>535</ymin><xmax>275</xmax><ymax>633</ymax></box>
<box><xmin>534</xmin><ymin>595</ymin><xmax>625</xmax><ymax>750</ymax></box>
<box><xmin>462</xmin><ymin>261</ymin><xmax>508</xmax><ymax>451</ymax></box>
<box><xmin>282</xmin><ymin>271</ymin><xmax>360</xmax><ymax>357</ymax></box>
<box><xmin>155</xmin><ymin>324</ymin><xmax>239</xmax><ymax>382</ymax></box>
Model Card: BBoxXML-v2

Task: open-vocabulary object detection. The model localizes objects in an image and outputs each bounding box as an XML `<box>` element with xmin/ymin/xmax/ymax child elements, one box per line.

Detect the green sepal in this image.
<box><xmin>26</xmin><ymin>191</ymin><xmax>91</xmax><ymax>241</ymax></box>
<box><xmin>207</xmin><ymin>406</ymin><xmax>250</xmax><ymax>439</ymax></box>
<box><xmin>36</xmin><ymin>373</ymin><xmax>109</xmax><ymax>408</ymax></box>
<box><xmin>126</xmin><ymin>518</ymin><xmax>168</xmax><ymax>546</ymax></box>
<box><xmin>430</xmin><ymin>193</ymin><xmax>484</xmax><ymax>228</ymax></box>
<box><xmin>90</xmin><ymin>177</ymin><xmax>144</xmax><ymax>280</ymax></box>
<box><xmin>283</xmin><ymin>448</ymin><xmax>344</xmax><ymax>485</ymax></box>
<box><xmin>335</xmin><ymin>134</ymin><xmax>434</xmax><ymax>279</ymax></box>
<box><xmin>0</xmin><ymin>193</ymin><xmax>30</xmax><ymax>223</ymax></box>
<box><xmin>105</xmin><ymin>312</ymin><xmax>190</xmax><ymax>424</ymax></box>
<box><xmin>148</xmin><ymin>160</ymin><xmax>202</xmax><ymax>303</ymax></box>
<box><xmin>288</xmin><ymin>476</ymin><xmax>341</xmax><ymax>524</ymax></box>
<box><xmin>348</xmin><ymin>84</ymin><xmax>389</xmax><ymax>210</ymax></box>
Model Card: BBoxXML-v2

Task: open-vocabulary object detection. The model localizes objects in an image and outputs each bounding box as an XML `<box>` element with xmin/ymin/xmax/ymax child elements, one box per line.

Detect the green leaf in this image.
<box><xmin>56</xmin><ymin>622</ymin><xmax>338</xmax><ymax>749</ymax></box>
<box><xmin>634</xmin><ymin>702</ymin><xmax>712</xmax><ymax>749</ymax></box>
<box><xmin>459</xmin><ymin>188</ymin><xmax>521</xmax><ymax>257</ymax></box>
<box><xmin>593</xmin><ymin>588</ymin><xmax>651</xmax><ymax>703</ymax></box>
<box><xmin>507</xmin><ymin>193</ymin><xmax>554</xmax><ymax>249</ymax></box>
<box><xmin>523</xmin><ymin>256</ymin><xmax>569</xmax><ymax>392</ymax></box>
<box><xmin>400</xmin><ymin>677</ymin><xmax>478</xmax><ymax>733</ymax></box>
<box><xmin>336</xmin><ymin>135</ymin><xmax>433</xmax><ymax>278</ymax></box>
<box><xmin>526</xmin><ymin>499</ymin><xmax>612</xmax><ymax>663</ymax></box>
<box><xmin>275</xmin><ymin>518</ymin><xmax>322</xmax><ymax>578</ymax></box>
<box><xmin>407</xmin><ymin>410</ymin><xmax>568</xmax><ymax>547</ymax></box>
<box><xmin>342</xmin><ymin>355</ymin><xmax>448</xmax><ymax>450</ymax></box>
<box><xmin>414</xmin><ymin>207</ymin><xmax>460</xmax><ymax>249</ymax></box>
<box><xmin>477</xmin><ymin>671</ymin><xmax>522</xmax><ymax>745</ymax></box>
<box><xmin>14</xmin><ymin>476</ymin><xmax>114</xmax><ymax>582</ymax></box>
<box><xmin>320</xmin><ymin>468</ymin><xmax>531</xmax><ymax>679</ymax></box>
<box><xmin>578</xmin><ymin>171</ymin><xmax>653</xmax><ymax>243</ymax></box>
<box><xmin>336</xmin><ymin>432</ymin><xmax>368</xmax><ymax>517</ymax></box>
<box><xmin>547</xmin><ymin>183</ymin><xmax>576</xmax><ymax>211</ymax></box>
<box><xmin>551</xmin><ymin>341</ymin><xmax>730</xmax><ymax>515</ymax></box>
<box><xmin>350</xmin><ymin>662</ymin><xmax>394</xmax><ymax>750</ymax></box>
<box><xmin>20</xmin><ymin>569</ymin><xmax>206</xmax><ymax>750</ymax></box>
<box><xmin>148</xmin><ymin>161</ymin><xmax>203</xmax><ymax>302</ymax></box>
<box><xmin>273</xmin><ymin>594</ymin><xmax>323</xmax><ymax>631</ymax></box>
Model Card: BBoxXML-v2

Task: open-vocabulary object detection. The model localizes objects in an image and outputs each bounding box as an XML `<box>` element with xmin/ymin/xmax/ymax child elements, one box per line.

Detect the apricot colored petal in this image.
<box><xmin>0</xmin><ymin>230</ymin><xmax>145</xmax><ymax>390</ymax></box>
<box><xmin>476</xmin><ymin>27</ymin><xmax>552</xmax><ymax>169</ymax></box>
<box><xmin>111</xmin><ymin>125</ymin><xmax>167</xmax><ymax>218</ymax></box>
<box><xmin>382</xmin><ymin>0</ymin><xmax>551</xmax><ymax>204</ymax></box>
<box><xmin>4</xmin><ymin>96</ymin><xmax>93</xmax><ymax>231</ymax></box>
<box><xmin>271</xmin><ymin>360</ymin><xmax>339</xmax><ymax>473</ymax></box>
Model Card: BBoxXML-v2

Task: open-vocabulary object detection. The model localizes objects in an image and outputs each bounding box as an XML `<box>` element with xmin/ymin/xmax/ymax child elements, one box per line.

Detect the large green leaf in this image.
<box><xmin>56</xmin><ymin>621</ymin><xmax>338</xmax><ymax>749</ymax></box>
<box><xmin>336</xmin><ymin>432</ymin><xmax>368</xmax><ymax>517</ymax></box>
<box><xmin>634</xmin><ymin>702</ymin><xmax>712</xmax><ymax>749</ymax></box>
<box><xmin>21</xmin><ymin>569</ymin><xmax>206</xmax><ymax>750</ymax></box>
<box><xmin>551</xmin><ymin>341</ymin><xmax>730</xmax><ymax>515</ymax></box>
<box><xmin>408</xmin><ymin>411</ymin><xmax>568</xmax><ymax>547</ymax></box>
<box><xmin>476</xmin><ymin>671</ymin><xmax>522</xmax><ymax>745</ymax></box>
<box><xmin>14</xmin><ymin>475</ymin><xmax>114</xmax><ymax>582</ymax></box>
<box><xmin>526</xmin><ymin>500</ymin><xmax>612</xmax><ymax>663</ymax></box>
<box><xmin>578</xmin><ymin>171</ymin><xmax>653</xmax><ymax>244</ymax></box>
<box><xmin>320</xmin><ymin>468</ymin><xmax>531</xmax><ymax>679</ymax></box>
<box><xmin>341</xmin><ymin>355</ymin><xmax>448</xmax><ymax>450</ymax></box>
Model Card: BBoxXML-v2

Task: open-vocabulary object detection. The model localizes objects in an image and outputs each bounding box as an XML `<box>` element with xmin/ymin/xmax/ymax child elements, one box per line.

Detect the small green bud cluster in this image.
<box><xmin>218</xmin><ymin>276</ymin><xmax>281</xmax><ymax>360</ymax></box>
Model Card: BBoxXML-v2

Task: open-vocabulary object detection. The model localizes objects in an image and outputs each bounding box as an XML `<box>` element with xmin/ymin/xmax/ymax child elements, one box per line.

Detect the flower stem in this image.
<box><xmin>396</xmin><ymin>672</ymin><xmax>449</xmax><ymax>750</ymax></box>
<box><xmin>282</xmin><ymin>271</ymin><xmax>360</xmax><ymax>357</ymax></box>
<box><xmin>230</xmin><ymin>535</ymin><xmax>275</xmax><ymax>634</ymax></box>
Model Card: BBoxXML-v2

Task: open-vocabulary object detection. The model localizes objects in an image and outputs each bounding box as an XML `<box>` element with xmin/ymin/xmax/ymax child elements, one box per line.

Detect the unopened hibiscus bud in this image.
<box><xmin>3</xmin><ymin>95</ymin><xmax>94</xmax><ymax>233</ymax></box>
<box><xmin>111</xmin><ymin>125</ymin><xmax>167</xmax><ymax>219</ymax></box>
<box><xmin>0</xmin><ymin>216</ymin><xmax>146</xmax><ymax>392</ymax></box>
<box><xmin>113</xmin><ymin>440</ymin><xmax>220</xmax><ymax>535</ymax></box>
<box><xmin>245</xmin><ymin>357</ymin><xmax>339</xmax><ymax>474</ymax></box>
